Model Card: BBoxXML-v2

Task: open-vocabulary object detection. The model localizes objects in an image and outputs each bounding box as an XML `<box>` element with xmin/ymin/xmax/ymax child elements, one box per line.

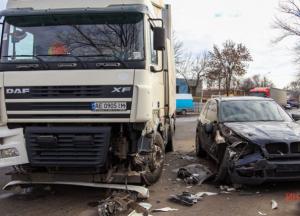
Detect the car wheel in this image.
<box><xmin>195</xmin><ymin>133</ymin><xmax>207</xmax><ymax>157</ymax></box>
<box><xmin>215</xmin><ymin>149</ymin><xmax>231</xmax><ymax>184</ymax></box>
<box><xmin>142</xmin><ymin>133</ymin><xmax>165</xmax><ymax>186</ymax></box>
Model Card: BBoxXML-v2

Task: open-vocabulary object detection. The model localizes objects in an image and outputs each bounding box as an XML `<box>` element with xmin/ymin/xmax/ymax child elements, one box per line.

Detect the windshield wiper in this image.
<box><xmin>76</xmin><ymin>54</ymin><xmax>128</xmax><ymax>68</ymax></box>
<box><xmin>2</xmin><ymin>55</ymin><xmax>49</xmax><ymax>69</ymax></box>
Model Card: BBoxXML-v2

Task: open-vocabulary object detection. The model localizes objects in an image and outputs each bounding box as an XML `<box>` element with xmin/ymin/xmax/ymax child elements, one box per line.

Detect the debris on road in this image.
<box><xmin>169</xmin><ymin>191</ymin><xmax>218</xmax><ymax>207</ymax></box>
<box><xmin>177</xmin><ymin>164</ymin><xmax>213</xmax><ymax>185</ymax></box>
<box><xmin>97</xmin><ymin>192</ymin><xmax>149</xmax><ymax>216</ymax></box>
<box><xmin>180</xmin><ymin>155</ymin><xmax>196</xmax><ymax>161</ymax></box>
<box><xmin>169</xmin><ymin>192</ymin><xmax>202</xmax><ymax>206</ymax></box>
<box><xmin>271</xmin><ymin>200</ymin><xmax>278</xmax><ymax>210</ymax></box>
<box><xmin>220</xmin><ymin>185</ymin><xmax>236</xmax><ymax>192</ymax></box>
<box><xmin>258</xmin><ymin>211</ymin><xmax>267</xmax><ymax>216</ymax></box>
<box><xmin>152</xmin><ymin>207</ymin><xmax>178</xmax><ymax>212</ymax></box>
<box><xmin>195</xmin><ymin>192</ymin><xmax>218</xmax><ymax>197</ymax></box>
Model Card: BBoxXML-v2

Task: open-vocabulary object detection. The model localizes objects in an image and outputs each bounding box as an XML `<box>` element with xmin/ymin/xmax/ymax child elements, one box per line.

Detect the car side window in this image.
<box><xmin>206</xmin><ymin>100</ymin><xmax>218</xmax><ymax>122</ymax></box>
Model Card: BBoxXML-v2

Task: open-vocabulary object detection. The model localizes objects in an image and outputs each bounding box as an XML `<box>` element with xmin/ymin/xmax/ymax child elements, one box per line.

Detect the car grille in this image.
<box><xmin>25</xmin><ymin>126</ymin><xmax>111</xmax><ymax>167</ymax></box>
<box><xmin>265</xmin><ymin>143</ymin><xmax>289</xmax><ymax>155</ymax></box>
<box><xmin>290</xmin><ymin>142</ymin><xmax>300</xmax><ymax>153</ymax></box>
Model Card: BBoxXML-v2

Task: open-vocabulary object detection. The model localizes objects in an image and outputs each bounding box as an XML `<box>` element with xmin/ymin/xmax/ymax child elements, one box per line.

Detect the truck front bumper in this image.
<box><xmin>0</xmin><ymin>126</ymin><xmax>28</xmax><ymax>168</ymax></box>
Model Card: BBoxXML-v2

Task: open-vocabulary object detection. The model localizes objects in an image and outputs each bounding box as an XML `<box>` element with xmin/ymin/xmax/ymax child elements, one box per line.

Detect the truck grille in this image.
<box><xmin>5</xmin><ymin>85</ymin><xmax>133</xmax><ymax>99</ymax></box>
<box><xmin>25</xmin><ymin>126</ymin><xmax>111</xmax><ymax>167</ymax></box>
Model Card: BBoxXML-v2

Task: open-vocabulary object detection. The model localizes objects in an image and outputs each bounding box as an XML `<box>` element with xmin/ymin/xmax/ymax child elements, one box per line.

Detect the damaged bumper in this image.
<box><xmin>229</xmin><ymin>153</ymin><xmax>300</xmax><ymax>184</ymax></box>
<box><xmin>0</xmin><ymin>126</ymin><xmax>28</xmax><ymax>168</ymax></box>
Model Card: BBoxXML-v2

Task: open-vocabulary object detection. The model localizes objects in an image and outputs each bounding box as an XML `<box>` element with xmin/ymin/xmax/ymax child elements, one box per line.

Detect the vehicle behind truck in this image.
<box><xmin>0</xmin><ymin>0</ymin><xmax>176</xmax><ymax>187</ymax></box>
<box><xmin>249</xmin><ymin>87</ymin><xmax>287</xmax><ymax>107</ymax></box>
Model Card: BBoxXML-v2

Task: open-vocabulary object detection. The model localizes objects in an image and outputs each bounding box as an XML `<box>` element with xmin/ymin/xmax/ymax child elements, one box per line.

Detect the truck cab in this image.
<box><xmin>0</xmin><ymin>0</ymin><xmax>176</xmax><ymax>186</ymax></box>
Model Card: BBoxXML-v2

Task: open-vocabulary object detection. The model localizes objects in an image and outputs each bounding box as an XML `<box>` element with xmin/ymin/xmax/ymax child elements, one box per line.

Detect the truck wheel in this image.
<box><xmin>195</xmin><ymin>133</ymin><xmax>206</xmax><ymax>157</ymax></box>
<box><xmin>215</xmin><ymin>149</ymin><xmax>231</xmax><ymax>184</ymax></box>
<box><xmin>182</xmin><ymin>109</ymin><xmax>187</xmax><ymax>115</ymax></box>
<box><xmin>142</xmin><ymin>133</ymin><xmax>165</xmax><ymax>185</ymax></box>
<box><xmin>166</xmin><ymin>122</ymin><xmax>174</xmax><ymax>152</ymax></box>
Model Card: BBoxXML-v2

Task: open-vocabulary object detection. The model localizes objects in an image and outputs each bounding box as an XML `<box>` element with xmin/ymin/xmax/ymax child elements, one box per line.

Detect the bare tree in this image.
<box><xmin>274</xmin><ymin>0</ymin><xmax>300</xmax><ymax>64</ymax></box>
<box><xmin>207</xmin><ymin>40</ymin><xmax>252</xmax><ymax>96</ymax></box>
<box><xmin>176</xmin><ymin>52</ymin><xmax>210</xmax><ymax>94</ymax></box>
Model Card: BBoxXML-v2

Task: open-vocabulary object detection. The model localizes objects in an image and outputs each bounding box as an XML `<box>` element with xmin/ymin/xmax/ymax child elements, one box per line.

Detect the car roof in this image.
<box><xmin>210</xmin><ymin>96</ymin><xmax>274</xmax><ymax>102</ymax></box>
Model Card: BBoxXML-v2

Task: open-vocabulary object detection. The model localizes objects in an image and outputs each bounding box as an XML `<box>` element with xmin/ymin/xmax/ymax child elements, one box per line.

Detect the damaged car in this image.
<box><xmin>196</xmin><ymin>96</ymin><xmax>300</xmax><ymax>185</ymax></box>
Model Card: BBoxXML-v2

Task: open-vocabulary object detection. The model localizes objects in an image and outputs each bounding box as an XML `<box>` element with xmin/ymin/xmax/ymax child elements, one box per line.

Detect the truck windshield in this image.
<box><xmin>220</xmin><ymin>100</ymin><xmax>292</xmax><ymax>122</ymax></box>
<box><xmin>0</xmin><ymin>13</ymin><xmax>144</xmax><ymax>65</ymax></box>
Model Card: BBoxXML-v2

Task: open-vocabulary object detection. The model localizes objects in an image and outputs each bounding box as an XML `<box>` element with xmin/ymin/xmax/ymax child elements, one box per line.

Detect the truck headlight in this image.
<box><xmin>0</xmin><ymin>148</ymin><xmax>19</xmax><ymax>158</ymax></box>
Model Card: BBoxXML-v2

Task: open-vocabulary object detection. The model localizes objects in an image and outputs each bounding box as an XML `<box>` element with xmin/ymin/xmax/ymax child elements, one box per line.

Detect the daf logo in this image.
<box><xmin>6</xmin><ymin>88</ymin><xmax>30</xmax><ymax>94</ymax></box>
<box><xmin>112</xmin><ymin>87</ymin><xmax>131</xmax><ymax>93</ymax></box>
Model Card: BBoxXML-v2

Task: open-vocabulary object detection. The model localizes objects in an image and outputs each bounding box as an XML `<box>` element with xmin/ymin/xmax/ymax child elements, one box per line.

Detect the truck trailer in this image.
<box><xmin>249</xmin><ymin>87</ymin><xmax>287</xmax><ymax>107</ymax></box>
<box><xmin>0</xmin><ymin>0</ymin><xmax>176</xmax><ymax>188</ymax></box>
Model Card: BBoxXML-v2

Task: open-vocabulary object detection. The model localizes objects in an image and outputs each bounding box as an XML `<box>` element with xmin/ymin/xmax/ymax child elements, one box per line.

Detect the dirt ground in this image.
<box><xmin>1</xmin><ymin>116</ymin><xmax>300</xmax><ymax>216</ymax></box>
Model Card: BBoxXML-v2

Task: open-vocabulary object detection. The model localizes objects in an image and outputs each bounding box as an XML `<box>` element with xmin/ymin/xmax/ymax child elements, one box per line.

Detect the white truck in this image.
<box><xmin>0</xmin><ymin>0</ymin><xmax>176</xmax><ymax>189</ymax></box>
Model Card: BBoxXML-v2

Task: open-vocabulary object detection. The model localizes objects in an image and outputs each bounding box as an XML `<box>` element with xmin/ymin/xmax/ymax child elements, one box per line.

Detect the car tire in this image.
<box><xmin>215</xmin><ymin>149</ymin><xmax>231</xmax><ymax>184</ymax></box>
<box><xmin>195</xmin><ymin>133</ymin><xmax>207</xmax><ymax>157</ymax></box>
<box><xmin>142</xmin><ymin>133</ymin><xmax>165</xmax><ymax>186</ymax></box>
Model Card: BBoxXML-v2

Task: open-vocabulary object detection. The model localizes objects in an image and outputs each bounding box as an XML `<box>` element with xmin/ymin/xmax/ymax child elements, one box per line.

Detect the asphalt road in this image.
<box><xmin>0</xmin><ymin>116</ymin><xmax>300</xmax><ymax>216</ymax></box>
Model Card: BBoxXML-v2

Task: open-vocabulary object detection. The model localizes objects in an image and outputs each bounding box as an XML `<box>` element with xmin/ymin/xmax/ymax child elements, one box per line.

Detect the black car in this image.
<box><xmin>196</xmin><ymin>96</ymin><xmax>300</xmax><ymax>184</ymax></box>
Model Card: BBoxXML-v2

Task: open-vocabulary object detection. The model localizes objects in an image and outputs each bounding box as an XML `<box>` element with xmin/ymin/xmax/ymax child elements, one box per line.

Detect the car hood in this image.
<box><xmin>224</xmin><ymin>121</ymin><xmax>300</xmax><ymax>144</ymax></box>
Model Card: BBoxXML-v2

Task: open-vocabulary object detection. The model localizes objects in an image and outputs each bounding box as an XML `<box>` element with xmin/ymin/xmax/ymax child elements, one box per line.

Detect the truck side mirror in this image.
<box><xmin>153</xmin><ymin>27</ymin><xmax>166</xmax><ymax>51</ymax></box>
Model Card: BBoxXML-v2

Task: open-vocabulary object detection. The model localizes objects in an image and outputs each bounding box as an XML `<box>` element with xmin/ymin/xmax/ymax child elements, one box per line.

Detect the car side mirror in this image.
<box><xmin>153</xmin><ymin>27</ymin><xmax>166</xmax><ymax>51</ymax></box>
<box><xmin>204</xmin><ymin>123</ymin><xmax>214</xmax><ymax>134</ymax></box>
<box><xmin>292</xmin><ymin>114</ymin><xmax>300</xmax><ymax>121</ymax></box>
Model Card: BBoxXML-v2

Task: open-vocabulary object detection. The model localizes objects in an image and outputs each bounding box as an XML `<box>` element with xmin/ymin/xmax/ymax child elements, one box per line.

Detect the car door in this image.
<box><xmin>202</xmin><ymin>100</ymin><xmax>219</xmax><ymax>156</ymax></box>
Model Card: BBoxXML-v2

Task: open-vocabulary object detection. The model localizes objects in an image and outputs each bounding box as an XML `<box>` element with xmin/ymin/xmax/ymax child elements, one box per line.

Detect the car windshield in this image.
<box><xmin>1</xmin><ymin>13</ymin><xmax>144</xmax><ymax>63</ymax></box>
<box><xmin>220</xmin><ymin>100</ymin><xmax>292</xmax><ymax>122</ymax></box>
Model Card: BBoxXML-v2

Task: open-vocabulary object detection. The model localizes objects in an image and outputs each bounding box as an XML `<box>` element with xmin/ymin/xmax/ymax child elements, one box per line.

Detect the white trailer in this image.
<box><xmin>0</xmin><ymin>0</ymin><xmax>176</xmax><ymax>186</ymax></box>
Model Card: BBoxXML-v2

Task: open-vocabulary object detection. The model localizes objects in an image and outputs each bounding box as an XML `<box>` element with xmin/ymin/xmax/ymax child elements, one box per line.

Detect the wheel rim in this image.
<box><xmin>149</xmin><ymin>141</ymin><xmax>164</xmax><ymax>172</ymax></box>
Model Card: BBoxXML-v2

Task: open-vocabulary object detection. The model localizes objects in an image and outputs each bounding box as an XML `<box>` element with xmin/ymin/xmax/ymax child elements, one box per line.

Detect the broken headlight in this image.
<box><xmin>0</xmin><ymin>148</ymin><xmax>19</xmax><ymax>159</ymax></box>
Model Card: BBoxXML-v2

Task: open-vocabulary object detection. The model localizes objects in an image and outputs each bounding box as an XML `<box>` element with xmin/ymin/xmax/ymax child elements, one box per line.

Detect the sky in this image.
<box><xmin>0</xmin><ymin>0</ymin><xmax>298</xmax><ymax>88</ymax></box>
<box><xmin>164</xmin><ymin>0</ymin><xmax>298</xmax><ymax>88</ymax></box>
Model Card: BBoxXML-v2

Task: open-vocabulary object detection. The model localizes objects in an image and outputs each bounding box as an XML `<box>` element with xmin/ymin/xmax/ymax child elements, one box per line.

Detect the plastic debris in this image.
<box><xmin>220</xmin><ymin>185</ymin><xmax>236</xmax><ymax>192</ymax></box>
<box><xmin>138</xmin><ymin>202</ymin><xmax>152</xmax><ymax>210</ymax></box>
<box><xmin>169</xmin><ymin>192</ymin><xmax>202</xmax><ymax>206</ymax></box>
<box><xmin>177</xmin><ymin>164</ymin><xmax>213</xmax><ymax>185</ymax></box>
<box><xmin>271</xmin><ymin>200</ymin><xmax>278</xmax><ymax>210</ymax></box>
<box><xmin>180</xmin><ymin>155</ymin><xmax>196</xmax><ymax>161</ymax></box>
<box><xmin>196</xmin><ymin>192</ymin><xmax>218</xmax><ymax>197</ymax></box>
<box><xmin>258</xmin><ymin>211</ymin><xmax>267</xmax><ymax>216</ymax></box>
<box><xmin>152</xmin><ymin>207</ymin><xmax>178</xmax><ymax>212</ymax></box>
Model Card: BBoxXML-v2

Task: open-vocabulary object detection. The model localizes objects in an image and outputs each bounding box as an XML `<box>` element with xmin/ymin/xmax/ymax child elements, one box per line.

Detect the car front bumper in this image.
<box><xmin>230</xmin><ymin>156</ymin><xmax>300</xmax><ymax>185</ymax></box>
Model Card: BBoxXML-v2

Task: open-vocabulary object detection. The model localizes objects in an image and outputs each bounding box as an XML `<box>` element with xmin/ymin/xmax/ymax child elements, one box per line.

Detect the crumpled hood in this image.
<box><xmin>224</xmin><ymin>121</ymin><xmax>300</xmax><ymax>144</ymax></box>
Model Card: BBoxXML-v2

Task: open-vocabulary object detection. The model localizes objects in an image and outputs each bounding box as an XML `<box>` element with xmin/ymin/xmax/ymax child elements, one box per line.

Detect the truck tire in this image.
<box><xmin>166</xmin><ymin>122</ymin><xmax>174</xmax><ymax>152</ymax></box>
<box><xmin>195</xmin><ymin>133</ymin><xmax>206</xmax><ymax>157</ymax></box>
<box><xmin>142</xmin><ymin>133</ymin><xmax>165</xmax><ymax>185</ymax></box>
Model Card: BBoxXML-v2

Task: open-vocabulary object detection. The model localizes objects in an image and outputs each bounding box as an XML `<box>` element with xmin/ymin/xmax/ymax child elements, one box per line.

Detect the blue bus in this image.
<box><xmin>176</xmin><ymin>94</ymin><xmax>194</xmax><ymax>115</ymax></box>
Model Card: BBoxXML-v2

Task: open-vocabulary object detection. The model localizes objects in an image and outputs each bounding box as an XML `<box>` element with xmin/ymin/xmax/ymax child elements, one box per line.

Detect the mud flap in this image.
<box><xmin>0</xmin><ymin>127</ymin><xmax>29</xmax><ymax>168</ymax></box>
